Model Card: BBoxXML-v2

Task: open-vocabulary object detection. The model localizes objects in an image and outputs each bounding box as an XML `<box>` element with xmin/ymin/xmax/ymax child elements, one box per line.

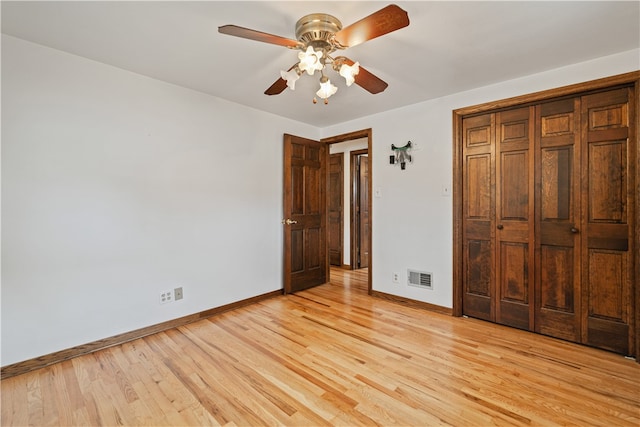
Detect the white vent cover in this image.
<box><xmin>408</xmin><ymin>270</ymin><xmax>433</xmax><ymax>289</ymax></box>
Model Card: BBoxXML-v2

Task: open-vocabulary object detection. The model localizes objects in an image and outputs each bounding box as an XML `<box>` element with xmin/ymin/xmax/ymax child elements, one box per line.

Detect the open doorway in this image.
<box><xmin>350</xmin><ymin>149</ymin><xmax>369</xmax><ymax>270</ymax></box>
<box><xmin>322</xmin><ymin>129</ymin><xmax>372</xmax><ymax>293</ymax></box>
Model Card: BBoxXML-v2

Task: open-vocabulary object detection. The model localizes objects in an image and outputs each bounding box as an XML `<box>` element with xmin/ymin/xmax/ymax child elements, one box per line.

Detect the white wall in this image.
<box><xmin>1</xmin><ymin>35</ymin><xmax>320</xmax><ymax>366</ymax></box>
<box><xmin>329</xmin><ymin>138</ymin><xmax>368</xmax><ymax>266</ymax></box>
<box><xmin>322</xmin><ymin>48</ymin><xmax>640</xmax><ymax>309</ymax></box>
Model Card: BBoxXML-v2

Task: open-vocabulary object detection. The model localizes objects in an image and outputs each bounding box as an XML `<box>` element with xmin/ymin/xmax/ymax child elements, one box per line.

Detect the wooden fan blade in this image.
<box><xmin>264</xmin><ymin>64</ymin><xmax>298</xmax><ymax>95</ymax></box>
<box><xmin>334</xmin><ymin>4</ymin><xmax>409</xmax><ymax>48</ymax></box>
<box><xmin>218</xmin><ymin>25</ymin><xmax>301</xmax><ymax>48</ymax></box>
<box><xmin>264</xmin><ymin>78</ymin><xmax>288</xmax><ymax>96</ymax></box>
<box><xmin>340</xmin><ymin>57</ymin><xmax>388</xmax><ymax>94</ymax></box>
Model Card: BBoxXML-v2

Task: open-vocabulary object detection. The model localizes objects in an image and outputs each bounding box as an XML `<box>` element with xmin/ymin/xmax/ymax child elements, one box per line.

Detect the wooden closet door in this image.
<box><xmin>462</xmin><ymin>113</ymin><xmax>495</xmax><ymax>321</ymax></box>
<box><xmin>495</xmin><ymin>107</ymin><xmax>535</xmax><ymax>329</ymax></box>
<box><xmin>535</xmin><ymin>98</ymin><xmax>582</xmax><ymax>342</ymax></box>
<box><xmin>455</xmin><ymin>73</ymin><xmax>638</xmax><ymax>357</ymax></box>
<box><xmin>581</xmin><ymin>88</ymin><xmax>634</xmax><ymax>355</ymax></box>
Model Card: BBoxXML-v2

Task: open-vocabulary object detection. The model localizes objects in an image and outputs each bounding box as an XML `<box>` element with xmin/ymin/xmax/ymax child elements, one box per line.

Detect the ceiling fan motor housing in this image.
<box><xmin>295</xmin><ymin>13</ymin><xmax>342</xmax><ymax>52</ymax></box>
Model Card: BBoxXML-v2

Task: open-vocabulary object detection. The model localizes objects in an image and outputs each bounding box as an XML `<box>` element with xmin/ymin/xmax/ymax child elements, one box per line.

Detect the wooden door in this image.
<box><xmin>462</xmin><ymin>113</ymin><xmax>496</xmax><ymax>321</ymax></box>
<box><xmin>357</xmin><ymin>154</ymin><xmax>370</xmax><ymax>268</ymax></box>
<box><xmin>328</xmin><ymin>153</ymin><xmax>344</xmax><ymax>266</ymax></box>
<box><xmin>535</xmin><ymin>98</ymin><xmax>582</xmax><ymax>342</ymax></box>
<box><xmin>580</xmin><ymin>88</ymin><xmax>634</xmax><ymax>355</ymax></box>
<box><xmin>495</xmin><ymin>107</ymin><xmax>535</xmax><ymax>330</ymax></box>
<box><xmin>283</xmin><ymin>134</ymin><xmax>328</xmax><ymax>293</ymax></box>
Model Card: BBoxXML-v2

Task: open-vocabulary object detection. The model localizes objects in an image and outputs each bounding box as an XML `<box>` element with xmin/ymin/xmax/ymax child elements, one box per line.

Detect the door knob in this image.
<box><xmin>281</xmin><ymin>219</ymin><xmax>298</xmax><ymax>225</ymax></box>
<box><xmin>570</xmin><ymin>227</ymin><xmax>579</xmax><ymax>234</ymax></box>
<box><xmin>496</xmin><ymin>224</ymin><xmax>504</xmax><ymax>230</ymax></box>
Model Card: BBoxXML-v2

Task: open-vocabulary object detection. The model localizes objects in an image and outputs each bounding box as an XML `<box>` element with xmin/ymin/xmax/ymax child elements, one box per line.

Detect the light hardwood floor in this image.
<box><xmin>2</xmin><ymin>267</ymin><xmax>639</xmax><ymax>426</ymax></box>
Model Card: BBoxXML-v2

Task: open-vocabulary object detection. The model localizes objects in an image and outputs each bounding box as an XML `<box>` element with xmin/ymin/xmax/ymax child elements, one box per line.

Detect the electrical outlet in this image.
<box><xmin>393</xmin><ymin>272</ymin><xmax>400</xmax><ymax>284</ymax></box>
<box><xmin>174</xmin><ymin>287</ymin><xmax>183</xmax><ymax>301</ymax></box>
<box><xmin>159</xmin><ymin>290</ymin><xmax>173</xmax><ymax>304</ymax></box>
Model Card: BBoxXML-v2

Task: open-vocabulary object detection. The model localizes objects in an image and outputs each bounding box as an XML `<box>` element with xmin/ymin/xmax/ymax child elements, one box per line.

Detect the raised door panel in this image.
<box><xmin>499</xmin><ymin>243</ymin><xmax>527</xmax><ymax>302</ymax></box>
<box><xmin>466</xmin><ymin>155</ymin><xmax>492</xmax><ymax>219</ymax></box>
<box><xmin>581</xmin><ymin>88</ymin><xmax>633</xmax><ymax>355</ymax></box>
<box><xmin>535</xmin><ymin>98</ymin><xmax>581</xmax><ymax>342</ymax></box>
<box><xmin>462</xmin><ymin>114</ymin><xmax>495</xmax><ymax>321</ymax></box>
<box><xmin>495</xmin><ymin>107</ymin><xmax>534</xmax><ymax>329</ymax></box>
<box><xmin>587</xmin><ymin>250</ymin><xmax>629</xmax><ymax>353</ymax></box>
<box><xmin>466</xmin><ymin>239</ymin><xmax>492</xmax><ymax>294</ymax></box>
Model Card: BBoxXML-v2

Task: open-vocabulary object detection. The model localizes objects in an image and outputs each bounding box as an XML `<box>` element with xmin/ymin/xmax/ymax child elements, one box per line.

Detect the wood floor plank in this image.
<box><xmin>1</xmin><ymin>375</ymin><xmax>29</xmax><ymax>426</ymax></box>
<box><xmin>2</xmin><ymin>267</ymin><xmax>639</xmax><ymax>426</ymax></box>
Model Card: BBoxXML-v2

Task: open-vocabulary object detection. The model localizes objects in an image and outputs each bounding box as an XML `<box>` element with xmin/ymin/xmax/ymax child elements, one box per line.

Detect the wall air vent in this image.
<box><xmin>408</xmin><ymin>270</ymin><xmax>433</xmax><ymax>289</ymax></box>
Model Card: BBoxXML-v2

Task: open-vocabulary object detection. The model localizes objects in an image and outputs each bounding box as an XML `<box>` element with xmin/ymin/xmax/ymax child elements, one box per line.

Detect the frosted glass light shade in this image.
<box><xmin>298</xmin><ymin>47</ymin><xmax>324</xmax><ymax>75</ymax></box>
<box><xmin>339</xmin><ymin>61</ymin><xmax>360</xmax><ymax>86</ymax></box>
<box><xmin>280</xmin><ymin>69</ymin><xmax>300</xmax><ymax>90</ymax></box>
<box><xmin>316</xmin><ymin>79</ymin><xmax>338</xmax><ymax>99</ymax></box>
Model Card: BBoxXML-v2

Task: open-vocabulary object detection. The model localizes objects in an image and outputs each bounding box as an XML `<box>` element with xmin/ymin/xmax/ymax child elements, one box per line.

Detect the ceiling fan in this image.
<box><xmin>218</xmin><ymin>4</ymin><xmax>409</xmax><ymax>104</ymax></box>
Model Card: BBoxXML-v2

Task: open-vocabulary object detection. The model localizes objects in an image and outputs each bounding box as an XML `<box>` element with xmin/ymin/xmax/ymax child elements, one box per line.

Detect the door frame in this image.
<box><xmin>322</xmin><ymin>129</ymin><xmax>373</xmax><ymax>294</ymax></box>
<box><xmin>452</xmin><ymin>71</ymin><xmax>639</xmax><ymax>357</ymax></box>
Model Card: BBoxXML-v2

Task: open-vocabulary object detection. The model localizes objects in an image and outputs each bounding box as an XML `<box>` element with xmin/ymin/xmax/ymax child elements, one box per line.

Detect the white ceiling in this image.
<box><xmin>2</xmin><ymin>1</ymin><xmax>639</xmax><ymax>127</ymax></box>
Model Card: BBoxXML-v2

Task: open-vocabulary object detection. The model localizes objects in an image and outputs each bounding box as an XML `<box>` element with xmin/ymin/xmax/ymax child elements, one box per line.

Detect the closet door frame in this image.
<box><xmin>452</xmin><ymin>71</ymin><xmax>640</xmax><ymax>358</ymax></box>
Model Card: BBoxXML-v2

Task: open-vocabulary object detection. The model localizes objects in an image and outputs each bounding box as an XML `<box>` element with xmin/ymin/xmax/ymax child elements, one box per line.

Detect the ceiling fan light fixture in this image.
<box><xmin>280</xmin><ymin>68</ymin><xmax>301</xmax><ymax>90</ymax></box>
<box><xmin>298</xmin><ymin>46</ymin><xmax>324</xmax><ymax>76</ymax></box>
<box><xmin>339</xmin><ymin>61</ymin><xmax>359</xmax><ymax>86</ymax></box>
<box><xmin>219</xmin><ymin>4</ymin><xmax>409</xmax><ymax>100</ymax></box>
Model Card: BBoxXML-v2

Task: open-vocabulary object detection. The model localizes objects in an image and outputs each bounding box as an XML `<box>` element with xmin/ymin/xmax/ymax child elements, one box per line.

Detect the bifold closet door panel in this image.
<box><xmin>534</xmin><ymin>98</ymin><xmax>582</xmax><ymax>342</ymax></box>
<box><xmin>462</xmin><ymin>113</ymin><xmax>495</xmax><ymax>321</ymax></box>
<box><xmin>495</xmin><ymin>107</ymin><xmax>535</xmax><ymax>330</ymax></box>
<box><xmin>581</xmin><ymin>88</ymin><xmax>634</xmax><ymax>355</ymax></box>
